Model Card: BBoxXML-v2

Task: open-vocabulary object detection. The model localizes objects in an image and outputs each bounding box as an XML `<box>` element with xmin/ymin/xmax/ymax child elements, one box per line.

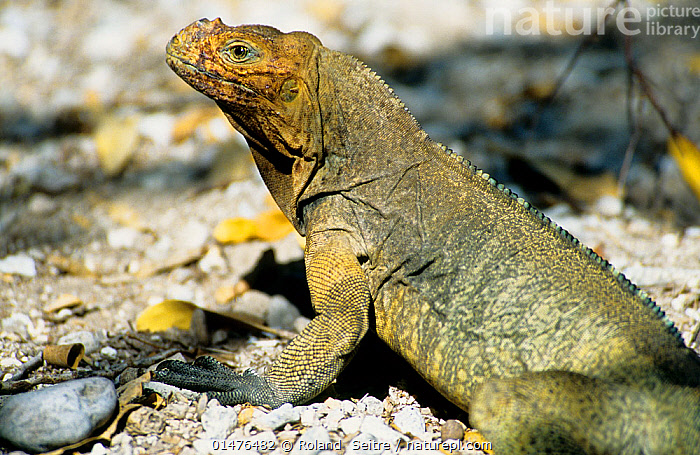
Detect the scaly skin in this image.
<box><xmin>156</xmin><ymin>18</ymin><xmax>700</xmax><ymax>453</ymax></box>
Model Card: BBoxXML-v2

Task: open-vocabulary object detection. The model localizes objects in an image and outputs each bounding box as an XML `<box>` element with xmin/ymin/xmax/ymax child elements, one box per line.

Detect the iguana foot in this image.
<box><xmin>153</xmin><ymin>356</ymin><xmax>284</xmax><ymax>407</ymax></box>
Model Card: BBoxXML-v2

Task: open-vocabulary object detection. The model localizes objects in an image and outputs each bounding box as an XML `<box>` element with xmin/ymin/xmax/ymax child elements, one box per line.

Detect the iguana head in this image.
<box><xmin>166</xmin><ymin>18</ymin><xmax>324</xmax><ymax>232</ymax></box>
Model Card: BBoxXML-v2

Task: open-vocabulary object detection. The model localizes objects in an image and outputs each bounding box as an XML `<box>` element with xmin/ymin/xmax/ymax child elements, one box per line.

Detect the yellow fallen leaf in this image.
<box><xmin>213</xmin><ymin>209</ymin><xmax>294</xmax><ymax>244</ymax></box>
<box><xmin>668</xmin><ymin>132</ymin><xmax>700</xmax><ymax>201</ymax></box>
<box><xmin>255</xmin><ymin>210</ymin><xmax>295</xmax><ymax>241</ymax></box>
<box><xmin>95</xmin><ymin>115</ymin><xmax>139</xmax><ymax>176</ymax></box>
<box><xmin>213</xmin><ymin>218</ymin><xmax>258</xmax><ymax>243</ymax></box>
<box><xmin>135</xmin><ymin>299</ymin><xmax>196</xmax><ymax>332</ymax></box>
<box><xmin>135</xmin><ymin>299</ymin><xmax>295</xmax><ymax>339</ymax></box>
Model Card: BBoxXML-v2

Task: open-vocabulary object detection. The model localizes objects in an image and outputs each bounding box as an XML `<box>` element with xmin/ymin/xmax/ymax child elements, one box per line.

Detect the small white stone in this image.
<box><xmin>178</xmin><ymin>220</ymin><xmax>210</xmax><ymax>252</ymax></box>
<box><xmin>165</xmin><ymin>284</ymin><xmax>195</xmax><ymax>302</ymax></box>
<box><xmin>293</xmin><ymin>316</ymin><xmax>311</xmax><ymax>333</ymax></box>
<box><xmin>357</xmin><ymin>396</ymin><xmax>384</xmax><ymax>415</ymax></box>
<box><xmin>685</xmin><ymin>307</ymin><xmax>700</xmax><ymax>323</ymax></box>
<box><xmin>1</xmin><ymin>313</ymin><xmax>33</xmax><ymax>338</ymax></box>
<box><xmin>201</xmin><ymin>401</ymin><xmax>238</xmax><ymax>439</ymax></box>
<box><xmin>146</xmin><ymin>236</ymin><xmax>173</xmax><ymax>261</ymax></box>
<box><xmin>251</xmin><ymin>403</ymin><xmax>300</xmax><ymax>430</ymax></box>
<box><xmin>671</xmin><ymin>294</ymin><xmax>693</xmax><ymax>312</ymax></box>
<box><xmin>106</xmin><ymin>227</ymin><xmax>140</xmax><ymax>250</ymax></box>
<box><xmin>392</xmin><ymin>406</ymin><xmax>425</xmax><ymax>437</ymax></box>
<box><xmin>138</xmin><ymin>113</ymin><xmax>176</xmax><ymax>147</ymax></box>
<box><xmin>595</xmin><ymin>195</ymin><xmax>623</xmax><ymax>217</ymax></box>
<box><xmin>685</xmin><ymin>226</ymin><xmax>700</xmax><ymax>238</ymax></box>
<box><xmin>339</xmin><ymin>416</ymin><xmax>363</xmax><ymax>435</ymax></box>
<box><xmin>100</xmin><ymin>346</ymin><xmax>118</xmax><ymax>360</ymax></box>
<box><xmin>0</xmin><ymin>357</ymin><xmax>22</xmax><ymax>369</ymax></box>
<box><xmin>660</xmin><ymin>233</ymin><xmax>679</xmax><ymax>248</ymax></box>
<box><xmin>90</xmin><ymin>442</ymin><xmax>108</xmax><ymax>455</ymax></box>
<box><xmin>290</xmin><ymin>425</ymin><xmax>331</xmax><ymax>455</ymax></box>
<box><xmin>0</xmin><ymin>253</ymin><xmax>36</xmax><ymax>277</ymax></box>
<box><xmin>359</xmin><ymin>415</ymin><xmax>407</xmax><ymax>446</ymax></box>
<box><xmin>0</xmin><ymin>25</ymin><xmax>30</xmax><ymax>59</ymax></box>
<box><xmin>300</xmin><ymin>406</ymin><xmax>320</xmax><ymax>427</ymax></box>
<box><xmin>28</xmin><ymin>193</ymin><xmax>58</xmax><ymax>214</ymax></box>
<box><xmin>341</xmin><ymin>400</ymin><xmax>357</xmax><ymax>415</ymax></box>
<box><xmin>198</xmin><ymin>246</ymin><xmax>227</xmax><ymax>274</ymax></box>
<box><xmin>322</xmin><ymin>408</ymin><xmax>345</xmax><ymax>430</ymax></box>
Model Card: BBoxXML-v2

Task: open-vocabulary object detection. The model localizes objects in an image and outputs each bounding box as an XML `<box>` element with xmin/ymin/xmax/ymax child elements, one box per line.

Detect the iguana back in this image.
<box><xmin>158</xmin><ymin>19</ymin><xmax>700</xmax><ymax>454</ymax></box>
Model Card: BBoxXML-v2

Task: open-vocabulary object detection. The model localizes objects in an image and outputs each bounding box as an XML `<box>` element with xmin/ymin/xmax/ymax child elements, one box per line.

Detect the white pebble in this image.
<box><xmin>392</xmin><ymin>406</ymin><xmax>425</xmax><ymax>437</ymax></box>
<box><xmin>198</xmin><ymin>246</ymin><xmax>227</xmax><ymax>274</ymax></box>
<box><xmin>595</xmin><ymin>195</ymin><xmax>623</xmax><ymax>217</ymax></box>
<box><xmin>0</xmin><ymin>357</ymin><xmax>22</xmax><ymax>368</ymax></box>
<box><xmin>0</xmin><ymin>253</ymin><xmax>36</xmax><ymax>277</ymax></box>
<box><xmin>201</xmin><ymin>401</ymin><xmax>238</xmax><ymax>439</ymax></box>
<box><xmin>339</xmin><ymin>416</ymin><xmax>363</xmax><ymax>435</ymax></box>
<box><xmin>106</xmin><ymin>227</ymin><xmax>140</xmax><ymax>250</ymax></box>
<box><xmin>100</xmin><ymin>346</ymin><xmax>118</xmax><ymax>360</ymax></box>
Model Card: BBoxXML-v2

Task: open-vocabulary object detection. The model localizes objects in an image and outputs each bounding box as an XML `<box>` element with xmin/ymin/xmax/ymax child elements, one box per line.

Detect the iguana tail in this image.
<box><xmin>470</xmin><ymin>370</ymin><xmax>700</xmax><ymax>455</ymax></box>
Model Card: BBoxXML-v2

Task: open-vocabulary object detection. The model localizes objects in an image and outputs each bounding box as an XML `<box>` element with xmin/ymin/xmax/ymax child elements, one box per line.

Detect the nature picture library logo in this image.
<box><xmin>485</xmin><ymin>1</ymin><xmax>700</xmax><ymax>38</ymax></box>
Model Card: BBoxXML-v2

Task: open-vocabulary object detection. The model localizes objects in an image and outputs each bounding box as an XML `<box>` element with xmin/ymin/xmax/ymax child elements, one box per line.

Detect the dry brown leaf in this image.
<box><xmin>44</xmin><ymin>294</ymin><xmax>82</xmax><ymax>313</ymax></box>
<box><xmin>46</xmin><ymin>254</ymin><xmax>95</xmax><ymax>277</ymax></box>
<box><xmin>213</xmin><ymin>209</ymin><xmax>294</xmax><ymax>244</ymax></box>
<box><xmin>668</xmin><ymin>132</ymin><xmax>700</xmax><ymax>201</ymax></box>
<box><xmin>95</xmin><ymin>114</ymin><xmax>139</xmax><ymax>176</ymax></box>
<box><xmin>135</xmin><ymin>248</ymin><xmax>205</xmax><ymax>278</ymax></box>
<box><xmin>117</xmin><ymin>370</ymin><xmax>153</xmax><ymax>407</ymax></box>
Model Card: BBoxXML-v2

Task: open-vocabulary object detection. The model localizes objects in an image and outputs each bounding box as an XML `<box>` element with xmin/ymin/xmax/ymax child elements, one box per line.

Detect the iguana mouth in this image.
<box><xmin>165</xmin><ymin>52</ymin><xmax>258</xmax><ymax>100</ymax></box>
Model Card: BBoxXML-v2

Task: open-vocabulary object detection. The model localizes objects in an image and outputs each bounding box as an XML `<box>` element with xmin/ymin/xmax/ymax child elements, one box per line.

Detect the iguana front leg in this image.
<box><xmin>154</xmin><ymin>231</ymin><xmax>370</xmax><ymax>407</ymax></box>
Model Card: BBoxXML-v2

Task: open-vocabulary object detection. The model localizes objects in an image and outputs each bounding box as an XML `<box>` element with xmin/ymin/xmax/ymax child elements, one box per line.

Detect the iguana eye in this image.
<box><xmin>222</xmin><ymin>41</ymin><xmax>258</xmax><ymax>64</ymax></box>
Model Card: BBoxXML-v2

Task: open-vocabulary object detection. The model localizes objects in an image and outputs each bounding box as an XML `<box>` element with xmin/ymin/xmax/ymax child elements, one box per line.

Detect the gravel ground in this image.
<box><xmin>1</xmin><ymin>1</ymin><xmax>699</xmax><ymax>454</ymax></box>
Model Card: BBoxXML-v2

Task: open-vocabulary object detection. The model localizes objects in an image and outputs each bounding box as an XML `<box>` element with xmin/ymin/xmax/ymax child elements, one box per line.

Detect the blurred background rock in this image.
<box><xmin>1</xmin><ymin>0</ymin><xmax>699</xmax><ymax>257</ymax></box>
